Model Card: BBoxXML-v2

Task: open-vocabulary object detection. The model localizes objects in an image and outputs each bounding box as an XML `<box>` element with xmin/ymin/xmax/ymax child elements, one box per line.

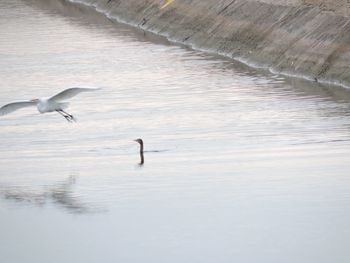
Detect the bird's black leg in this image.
<box><xmin>56</xmin><ymin>110</ymin><xmax>73</xmax><ymax>122</ymax></box>
<box><xmin>60</xmin><ymin>110</ymin><xmax>76</xmax><ymax>122</ymax></box>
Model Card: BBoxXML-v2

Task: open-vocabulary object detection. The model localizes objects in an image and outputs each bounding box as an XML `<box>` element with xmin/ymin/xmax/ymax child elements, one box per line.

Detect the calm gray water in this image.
<box><xmin>1</xmin><ymin>0</ymin><xmax>350</xmax><ymax>262</ymax></box>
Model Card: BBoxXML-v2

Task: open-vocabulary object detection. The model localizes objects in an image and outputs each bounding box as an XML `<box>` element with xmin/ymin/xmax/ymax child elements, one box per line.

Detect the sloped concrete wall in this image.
<box><xmin>69</xmin><ymin>0</ymin><xmax>350</xmax><ymax>88</ymax></box>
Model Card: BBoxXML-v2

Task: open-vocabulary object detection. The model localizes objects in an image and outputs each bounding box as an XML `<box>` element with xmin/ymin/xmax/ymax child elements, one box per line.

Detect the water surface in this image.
<box><xmin>1</xmin><ymin>0</ymin><xmax>350</xmax><ymax>262</ymax></box>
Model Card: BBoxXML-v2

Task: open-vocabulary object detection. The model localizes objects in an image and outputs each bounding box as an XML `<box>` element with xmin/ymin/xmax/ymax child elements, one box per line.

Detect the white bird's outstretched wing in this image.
<box><xmin>0</xmin><ymin>101</ymin><xmax>37</xmax><ymax>116</ymax></box>
<box><xmin>49</xmin><ymin>87</ymin><xmax>100</xmax><ymax>102</ymax></box>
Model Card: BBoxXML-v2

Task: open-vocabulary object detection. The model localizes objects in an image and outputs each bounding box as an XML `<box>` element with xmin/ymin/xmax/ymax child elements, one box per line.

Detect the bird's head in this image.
<box><xmin>134</xmin><ymin>138</ymin><xmax>143</xmax><ymax>145</ymax></box>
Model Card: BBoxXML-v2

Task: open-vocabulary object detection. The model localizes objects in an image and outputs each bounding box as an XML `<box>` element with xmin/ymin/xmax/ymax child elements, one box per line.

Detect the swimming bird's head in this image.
<box><xmin>134</xmin><ymin>138</ymin><xmax>143</xmax><ymax>145</ymax></box>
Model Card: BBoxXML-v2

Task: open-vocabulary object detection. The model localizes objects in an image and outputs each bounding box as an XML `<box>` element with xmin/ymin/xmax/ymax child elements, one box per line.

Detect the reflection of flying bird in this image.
<box><xmin>0</xmin><ymin>175</ymin><xmax>93</xmax><ymax>214</ymax></box>
<box><xmin>160</xmin><ymin>0</ymin><xmax>175</xmax><ymax>9</ymax></box>
<box><xmin>0</xmin><ymin>87</ymin><xmax>100</xmax><ymax>122</ymax></box>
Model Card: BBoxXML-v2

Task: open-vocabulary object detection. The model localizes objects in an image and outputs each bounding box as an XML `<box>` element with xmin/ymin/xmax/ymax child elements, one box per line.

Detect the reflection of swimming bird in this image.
<box><xmin>134</xmin><ymin>138</ymin><xmax>145</xmax><ymax>165</ymax></box>
<box><xmin>0</xmin><ymin>87</ymin><xmax>100</xmax><ymax>122</ymax></box>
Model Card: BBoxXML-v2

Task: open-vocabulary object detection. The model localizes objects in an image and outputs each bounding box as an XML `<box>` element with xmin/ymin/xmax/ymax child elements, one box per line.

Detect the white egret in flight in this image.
<box><xmin>0</xmin><ymin>87</ymin><xmax>100</xmax><ymax>122</ymax></box>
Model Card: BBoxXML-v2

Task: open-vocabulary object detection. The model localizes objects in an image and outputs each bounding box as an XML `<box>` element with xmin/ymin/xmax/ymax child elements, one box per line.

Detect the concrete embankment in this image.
<box><xmin>68</xmin><ymin>0</ymin><xmax>350</xmax><ymax>88</ymax></box>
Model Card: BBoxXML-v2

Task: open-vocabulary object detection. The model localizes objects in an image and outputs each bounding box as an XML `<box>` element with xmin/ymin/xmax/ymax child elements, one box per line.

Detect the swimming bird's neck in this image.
<box><xmin>139</xmin><ymin>152</ymin><xmax>144</xmax><ymax>165</ymax></box>
<box><xmin>139</xmin><ymin>142</ymin><xmax>144</xmax><ymax>154</ymax></box>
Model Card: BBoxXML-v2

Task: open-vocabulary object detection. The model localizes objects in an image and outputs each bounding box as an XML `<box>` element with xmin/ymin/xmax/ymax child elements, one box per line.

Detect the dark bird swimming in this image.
<box><xmin>134</xmin><ymin>138</ymin><xmax>144</xmax><ymax>165</ymax></box>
